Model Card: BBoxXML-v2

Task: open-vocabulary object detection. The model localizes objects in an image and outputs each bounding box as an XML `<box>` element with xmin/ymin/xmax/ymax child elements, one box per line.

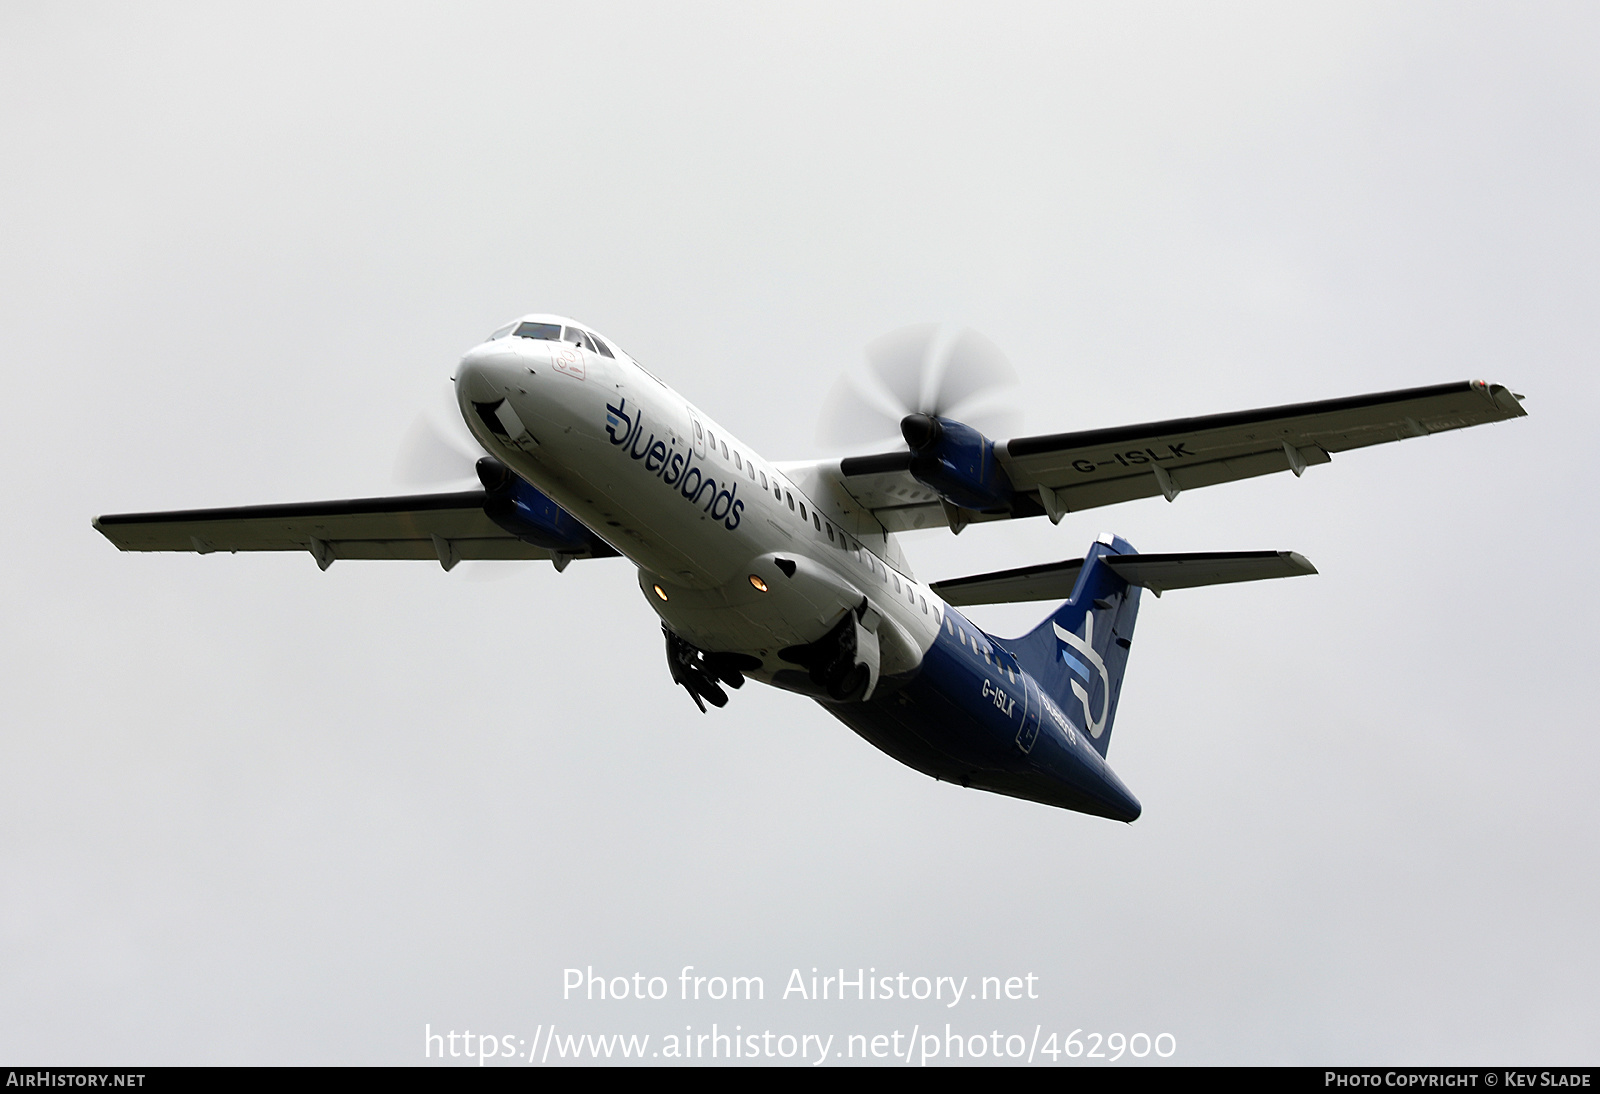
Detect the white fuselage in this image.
<box><xmin>454</xmin><ymin>317</ymin><xmax>945</xmax><ymax>686</ymax></box>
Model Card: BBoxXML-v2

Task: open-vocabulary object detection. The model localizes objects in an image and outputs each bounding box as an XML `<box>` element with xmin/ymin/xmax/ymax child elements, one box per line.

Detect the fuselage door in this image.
<box><xmin>689</xmin><ymin>412</ymin><xmax>708</xmax><ymax>459</ymax></box>
<box><xmin>1016</xmin><ymin>672</ymin><xmax>1043</xmax><ymax>754</ymax></box>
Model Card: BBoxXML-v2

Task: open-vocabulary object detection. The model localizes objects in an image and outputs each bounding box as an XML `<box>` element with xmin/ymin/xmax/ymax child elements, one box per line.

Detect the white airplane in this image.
<box><xmin>94</xmin><ymin>314</ymin><xmax>1527</xmax><ymax>821</ymax></box>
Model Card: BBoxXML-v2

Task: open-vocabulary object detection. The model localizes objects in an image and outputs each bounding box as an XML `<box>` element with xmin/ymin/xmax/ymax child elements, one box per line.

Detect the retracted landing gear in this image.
<box><xmin>663</xmin><ymin>626</ymin><xmax>759</xmax><ymax>713</ymax></box>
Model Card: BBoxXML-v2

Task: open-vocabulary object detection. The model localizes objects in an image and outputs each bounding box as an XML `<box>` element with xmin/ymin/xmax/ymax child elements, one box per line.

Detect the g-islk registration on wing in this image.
<box><xmin>819</xmin><ymin>380</ymin><xmax>1524</xmax><ymax>534</ymax></box>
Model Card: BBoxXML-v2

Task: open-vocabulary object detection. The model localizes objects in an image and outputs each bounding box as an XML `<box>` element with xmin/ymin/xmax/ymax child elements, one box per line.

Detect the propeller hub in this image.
<box><xmin>476</xmin><ymin>456</ymin><xmax>514</xmax><ymax>492</ymax></box>
<box><xmin>900</xmin><ymin>413</ymin><xmax>942</xmax><ymax>451</ymax></box>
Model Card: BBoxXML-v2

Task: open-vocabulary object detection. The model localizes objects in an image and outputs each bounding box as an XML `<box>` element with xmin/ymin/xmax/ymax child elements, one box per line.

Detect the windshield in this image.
<box><xmin>514</xmin><ymin>321</ymin><xmax>562</xmax><ymax>341</ymax></box>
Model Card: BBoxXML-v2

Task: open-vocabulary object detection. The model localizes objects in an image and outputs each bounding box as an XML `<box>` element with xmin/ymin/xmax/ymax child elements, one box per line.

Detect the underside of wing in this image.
<box><xmin>830</xmin><ymin>380</ymin><xmax>1525</xmax><ymax>530</ymax></box>
<box><xmin>1005</xmin><ymin>380</ymin><xmax>1525</xmax><ymax>516</ymax></box>
<box><xmin>827</xmin><ymin>452</ymin><xmax>1022</xmax><ymax>534</ymax></box>
<box><xmin>93</xmin><ymin>490</ymin><xmax>601</xmax><ymax>569</ymax></box>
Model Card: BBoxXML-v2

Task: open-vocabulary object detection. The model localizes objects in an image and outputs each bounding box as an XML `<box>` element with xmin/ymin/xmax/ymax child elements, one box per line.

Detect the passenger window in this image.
<box><xmin>734</xmin><ymin>451</ymin><xmax>742</xmax><ymax>470</ymax></box>
<box><xmin>825</xmin><ymin>522</ymin><xmax>833</xmax><ymax>542</ymax></box>
<box><xmin>786</xmin><ymin>492</ymin><xmax>794</xmax><ymax>511</ymax></box>
<box><xmin>721</xmin><ymin>440</ymin><xmax>729</xmax><ymax>459</ymax></box>
<box><xmin>892</xmin><ymin>574</ymin><xmax>900</xmax><ymax>593</ymax></box>
<box><xmin>920</xmin><ymin>595</ymin><xmax>927</xmax><ymax>613</ymax></box>
<box><xmin>813</xmin><ymin>513</ymin><xmax>821</xmax><ymax>532</ymax></box>
<box><xmin>799</xmin><ymin>501</ymin><xmax>807</xmax><ymax>520</ymax></box>
<box><xmin>759</xmin><ymin>471</ymin><xmax>767</xmax><ymax>489</ymax></box>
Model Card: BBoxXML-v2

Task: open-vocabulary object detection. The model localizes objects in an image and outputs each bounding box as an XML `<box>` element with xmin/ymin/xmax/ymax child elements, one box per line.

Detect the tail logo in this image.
<box><xmin>1053</xmin><ymin>614</ymin><xmax>1109</xmax><ymax>739</ymax></box>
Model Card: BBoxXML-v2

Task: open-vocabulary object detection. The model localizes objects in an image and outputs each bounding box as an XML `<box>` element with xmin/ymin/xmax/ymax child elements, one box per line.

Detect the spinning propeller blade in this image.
<box><xmin>818</xmin><ymin>324</ymin><xmax>1021</xmax><ymax>450</ymax></box>
<box><xmin>393</xmin><ymin>412</ymin><xmax>482</xmax><ymax>488</ymax></box>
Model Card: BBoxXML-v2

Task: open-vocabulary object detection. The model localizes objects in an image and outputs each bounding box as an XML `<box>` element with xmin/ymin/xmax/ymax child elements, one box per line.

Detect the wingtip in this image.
<box><xmin>1477</xmin><ymin>381</ymin><xmax>1529</xmax><ymax>418</ymax></box>
<box><xmin>1284</xmin><ymin>551</ymin><xmax>1319</xmax><ymax>576</ymax></box>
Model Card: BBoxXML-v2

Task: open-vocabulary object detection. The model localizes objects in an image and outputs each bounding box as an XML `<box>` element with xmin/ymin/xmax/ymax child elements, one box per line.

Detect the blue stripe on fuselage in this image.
<box><xmin>821</xmin><ymin>606</ymin><xmax>1141</xmax><ymax>821</ymax></box>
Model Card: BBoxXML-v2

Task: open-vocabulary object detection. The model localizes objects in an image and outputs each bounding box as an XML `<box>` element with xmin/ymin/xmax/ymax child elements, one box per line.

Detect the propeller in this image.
<box><xmin>392</xmin><ymin>410</ymin><xmax>483</xmax><ymax>488</ymax></box>
<box><xmin>817</xmin><ymin>325</ymin><xmax>1022</xmax><ymax>450</ymax></box>
<box><xmin>392</xmin><ymin>396</ymin><xmax>515</xmax><ymax>578</ymax></box>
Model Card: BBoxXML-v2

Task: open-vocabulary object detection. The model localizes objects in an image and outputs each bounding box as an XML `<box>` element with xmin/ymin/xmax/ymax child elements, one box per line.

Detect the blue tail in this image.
<box><xmin>1007</xmin><ymin>535</ymin><xmax>1143</xmax><ymax>757</ymax></box>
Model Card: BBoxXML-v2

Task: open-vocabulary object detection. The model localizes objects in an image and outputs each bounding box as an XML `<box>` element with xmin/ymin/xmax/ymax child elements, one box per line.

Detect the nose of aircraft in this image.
<box><xmin>456</xmin><ymin>341</ymin><xmax>524</xmax><ymax>404</ymax></box>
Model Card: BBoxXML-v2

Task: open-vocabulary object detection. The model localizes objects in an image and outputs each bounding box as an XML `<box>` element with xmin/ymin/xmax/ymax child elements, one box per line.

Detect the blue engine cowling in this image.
<box><xmin>476</xmin><ymin>457</ymin><xmax>617</xmax><ymax>557</ymax></box>
<box><xmin>901</xmin><ymin>415</ymin><xmax>1014</xmax><ymax>512</ymax></box>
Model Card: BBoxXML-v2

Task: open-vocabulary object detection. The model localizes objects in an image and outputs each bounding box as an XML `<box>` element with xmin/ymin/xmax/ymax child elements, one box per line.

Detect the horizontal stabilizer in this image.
<box><xmin>1103</xmin><ymin>550</ymin><xmax>1316</xmax><ymax>595</ymax></box>
<box><xmin>931</xmin><ymin>558</ymin><xmax>1085</xmax><ymax>606</ymax></box>
<box><xmin>932</xmin><ymin>550</ymin><xmax>1315</xmax><ymax>605</ymax></box>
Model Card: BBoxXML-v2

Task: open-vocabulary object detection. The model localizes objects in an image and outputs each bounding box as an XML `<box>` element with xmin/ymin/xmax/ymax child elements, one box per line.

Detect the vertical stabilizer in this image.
<box><xmin>1007</xmin><ymin>535</ymin><xmax>1143</xmax><ymax>757</ymax></box>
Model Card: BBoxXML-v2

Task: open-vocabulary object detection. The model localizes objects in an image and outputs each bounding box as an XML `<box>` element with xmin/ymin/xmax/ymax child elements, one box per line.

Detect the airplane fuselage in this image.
<box><xmin>454</xmin><ymin>317</ymin><xmax>1143</xmax><ymax>820</ymax></box>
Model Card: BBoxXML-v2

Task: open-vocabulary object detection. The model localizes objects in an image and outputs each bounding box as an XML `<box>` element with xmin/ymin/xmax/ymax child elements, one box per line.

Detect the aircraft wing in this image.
<box><xmin>93</xmin><ymin>490</ymin><xmax>580</xmax><ymax>570</ymax></box>
<box><xmin>831</xmin><ymin>380</ymin><xmax>1526</xmax><ymax>532</ymax></box>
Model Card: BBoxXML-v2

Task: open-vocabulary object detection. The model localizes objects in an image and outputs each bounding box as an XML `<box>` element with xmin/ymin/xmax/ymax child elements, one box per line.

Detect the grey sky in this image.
<box><xmin>2</xmin><ymin>2</ymin><xmax>1596</xmax><ymax>1065</ymax></box>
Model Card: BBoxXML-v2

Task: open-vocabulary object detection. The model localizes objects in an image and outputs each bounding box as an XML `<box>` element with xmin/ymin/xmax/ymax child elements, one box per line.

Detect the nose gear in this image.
<box><xmin>663</xmin><ymin>626</ymin><xmax>759</xmax><ymax>713</ymax></box>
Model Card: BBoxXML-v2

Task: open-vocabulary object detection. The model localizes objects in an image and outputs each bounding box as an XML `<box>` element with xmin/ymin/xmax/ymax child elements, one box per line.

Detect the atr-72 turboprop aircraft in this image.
<box><xmin>94</xmin><ymin>316</ymin><xmax>1527</xmax><ymax>821</ymax></box>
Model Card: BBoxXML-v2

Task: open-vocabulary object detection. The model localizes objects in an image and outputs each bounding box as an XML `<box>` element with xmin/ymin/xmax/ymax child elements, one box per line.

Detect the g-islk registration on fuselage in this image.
<box><xmin>94</xmin><ymin>315</ymin><xmax>1527</xmax><ymax>821</ymax></box>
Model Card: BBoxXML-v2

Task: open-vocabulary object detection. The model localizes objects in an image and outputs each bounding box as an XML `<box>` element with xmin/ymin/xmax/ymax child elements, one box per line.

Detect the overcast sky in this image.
<box><xmin>2</xmin><ymin>2</ymin><xmax>1596</xmax><ymax>1066</ymax></box>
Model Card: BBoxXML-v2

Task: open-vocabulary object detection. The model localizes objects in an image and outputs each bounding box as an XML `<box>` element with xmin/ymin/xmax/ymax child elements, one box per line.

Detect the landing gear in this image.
<box><xmin>778</xmin><ymin>599</ymin><xmax>882</xmax><ymax>703</ymax></box>
<box><xmin>663</xmin><ymin>626</ymin><xmax>759</xmax><ymax>713</ymax></box>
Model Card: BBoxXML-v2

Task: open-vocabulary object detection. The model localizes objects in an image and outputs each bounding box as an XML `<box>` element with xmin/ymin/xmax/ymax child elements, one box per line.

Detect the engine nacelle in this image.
<box><xmin>901</xmin><ymin>414</ymin><xmax>1014</xmax><ymax>512</ymax></box>
<box><xmin>476</xmin><ymin>457</ymin><xmax>616</xmax><ymax>557</ymax></box>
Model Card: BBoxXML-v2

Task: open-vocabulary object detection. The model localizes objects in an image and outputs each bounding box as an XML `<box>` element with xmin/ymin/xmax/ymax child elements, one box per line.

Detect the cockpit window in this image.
<box><xmin>514</xmin><ymin>322</ymin><xmax>561</xmax><ymax>341</ymax></box>
<box><xmin>560</xmin><ymin>327</ymin><xmax>599</xmax><ymax>353</ymax></box>
<box><xmin>490</xmin><ymin>323</ymin><xmax>516</xmax><ymax>340</ymax></box>
<box><xmin>590</xmin><ymin>333</ymin><xmax>616</xmax><ymax>359</ymax></box>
